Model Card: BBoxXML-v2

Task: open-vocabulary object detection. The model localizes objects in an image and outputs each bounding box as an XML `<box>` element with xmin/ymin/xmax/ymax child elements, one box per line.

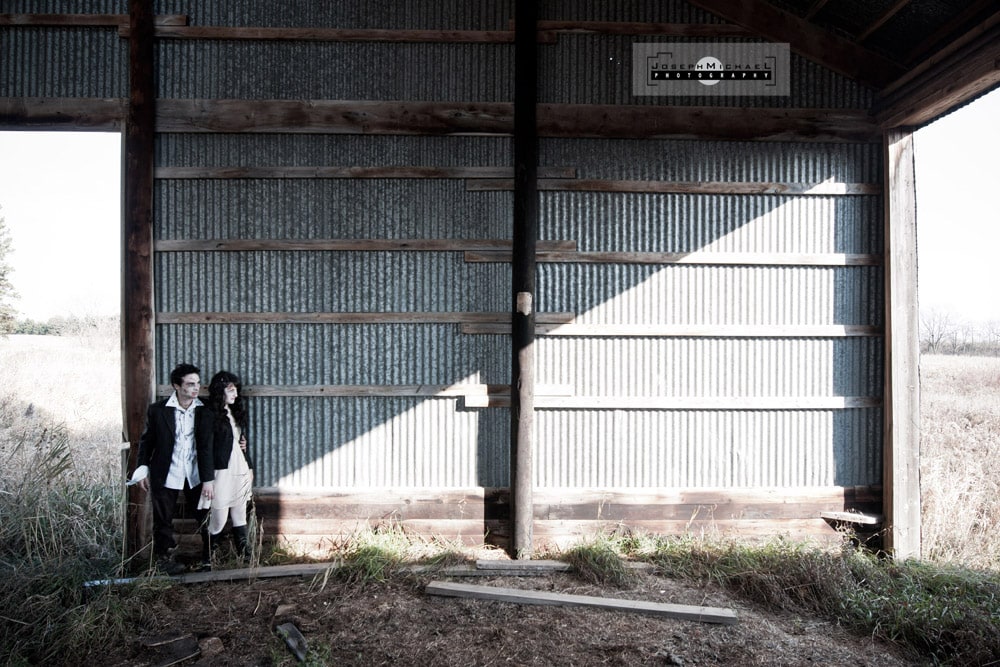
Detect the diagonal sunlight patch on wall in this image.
<box><xmin>274</xmin><ymin>373</ymin><xmax>484</xmax><ymax>489</ymax></box>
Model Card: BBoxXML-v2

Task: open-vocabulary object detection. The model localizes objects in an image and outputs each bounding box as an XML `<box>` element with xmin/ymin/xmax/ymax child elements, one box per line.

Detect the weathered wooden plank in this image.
<box><xmin>820</xmin><ymin>511</ymin><xmax>883</xmax><ymax>526</ymax></box>
<box><xmin>875</xmin><ymin>21</ymin><xmax>1000</xmax><ymax>128</ymax></box>
<box><xmin>461</xmin><ymin>323</ymin><xmax>882</xmax><ymax>337</ymax></box>
<box><xmin>154</xmin><ymin>165</ymin><xmax>576</xmax><ymax>179</ymax></box>
<box><xmin>536</xmin><ymin>104</ymin><xmax>881</xmax><ymax>143</ymax></box>
<box><xmin>882</xmin><ymin>129</ymin><xmax>921</xmax><ymax>559</ymax></box>
<box><xmin>476</xmin><ymin>559</ymin><xmax>571</xmax><ymax>571</ymax></box>
<box><xmin>467</xmin><ymin>179</ymin><xmax>882</xmax><ymax>195</ymax></box>
<box><xmin>0</xmin><ymin>13</ymin><xmax>187</xmax><ymax>26</ymax></box>
<box><xmin>425</xmin><ymin>581</ymin><xmax>739</xmax><ymax>625</ymax></box>
<box><xmin>154</xmin><ymin>239</ymin><xmax>578</xmax><ymax>252</ymax></box>
<box><xmin>155</xmin><ymin>311</ymin><xmax>575</xmax><ymax>325</ymax></box>
<box><xmin>534</xmin><ymin>20</ymin><xmax>751</xmax><ymax>37</ymax></box>
<box><xmin>155</xmin><ymin>382</ymin><xmax>569</xmax><ymax>400</ymax></box>
<box><xmin>0</xmin><ymin>97</ymin><xmax>124</xmax><ymax>131</ymax></box>
<box><xmin>465</xmin><ymin>251</ymin><xmax>880</xmax><ymax>267</ymax></box>
<box><xmin>467</xmin><ymin>395</ymin><xmax>882</xmax><ymax>410</ymax></box>
<box><xmin>130</xmin><ymin>25</ymin><xmax>519</xmax><ymax>42</ymax></box>
<box><xmin>152</xmin><ymin>99</ymin><xmax>880</xmax><ymax>142</ymax></box>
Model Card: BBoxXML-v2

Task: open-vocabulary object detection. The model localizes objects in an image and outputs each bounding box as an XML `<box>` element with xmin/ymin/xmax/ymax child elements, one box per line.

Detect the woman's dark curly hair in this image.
<box><xmin>207</xmin><ymin>370</ymin><xmax>249</xmax><ymax>433</ymax></box>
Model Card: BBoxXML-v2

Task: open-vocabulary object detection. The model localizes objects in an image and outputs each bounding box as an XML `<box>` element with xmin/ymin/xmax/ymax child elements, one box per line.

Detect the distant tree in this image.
<box><xmin>919</xmin><ymin>308</ymin><xmax>956</xmax><ymax>354</ymax></box>
<box><xmin>0</xmin><ymin>210</ymin><xmax>17</xmax><ymax>335</ymax></box>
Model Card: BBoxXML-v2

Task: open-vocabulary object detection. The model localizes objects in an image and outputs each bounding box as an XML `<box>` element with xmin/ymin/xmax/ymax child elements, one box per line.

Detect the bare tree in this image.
<box><xmin>0</xmin><ymin>209</ymin><xmax>17</xmax><ymax>335</ymax></box>
<box><xmin>920</xmin><ymin>308</ymin><xmax>956</xmax><ymax>353</ymax></box>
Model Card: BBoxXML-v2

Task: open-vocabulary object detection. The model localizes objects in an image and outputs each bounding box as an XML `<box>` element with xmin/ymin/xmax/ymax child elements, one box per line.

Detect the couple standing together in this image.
<box><xmin>131</xmin><ymin>363</ymin><xmax>254</xmax><ymax>574</ymax></box>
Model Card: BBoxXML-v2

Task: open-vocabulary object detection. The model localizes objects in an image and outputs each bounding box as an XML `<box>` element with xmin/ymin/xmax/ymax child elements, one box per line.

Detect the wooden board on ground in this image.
<box><xmin>475</xmin><ymin>558</ymin><xmax>571</xmax><ymax>572</ymax></box>
<box><xmin>425</xmin><ymin>580</ymin><xmax>739</xmax><ymax>625</ymax></box>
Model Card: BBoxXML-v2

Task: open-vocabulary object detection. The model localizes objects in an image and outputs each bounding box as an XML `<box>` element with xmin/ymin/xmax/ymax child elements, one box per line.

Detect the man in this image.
<box><xmin>132</xmin><ymin>363</ymin><xmax>209</xmax><ymax>574</ymax></box>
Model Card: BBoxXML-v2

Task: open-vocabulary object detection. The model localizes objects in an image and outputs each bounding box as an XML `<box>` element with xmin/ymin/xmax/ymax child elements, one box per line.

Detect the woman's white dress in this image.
<box><xmin>209</xmin><ymin>410</ymin><xmax>252</xmax><ymax>510</ymax></box>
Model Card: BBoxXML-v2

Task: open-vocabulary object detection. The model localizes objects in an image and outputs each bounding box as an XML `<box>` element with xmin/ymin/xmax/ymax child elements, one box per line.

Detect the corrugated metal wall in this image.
<box><xmin>2</xmin><ymin>0</ymin><xmax>885</xmax><ymax>494</ymax></box>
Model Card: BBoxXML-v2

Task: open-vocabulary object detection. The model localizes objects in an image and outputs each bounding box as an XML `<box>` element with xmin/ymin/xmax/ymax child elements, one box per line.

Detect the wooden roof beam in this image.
<box><xmin>684</xmin><ymin>0</ymin><xmax>903</xmax><ymax>89</ymax></box>
<box><xmin>856</xmin><ymin>0</ymin><xmax>912</xmax><ymax>44</ymax></box>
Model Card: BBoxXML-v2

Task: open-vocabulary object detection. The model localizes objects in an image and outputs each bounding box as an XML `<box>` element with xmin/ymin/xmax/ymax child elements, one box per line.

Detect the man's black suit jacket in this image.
<box><xmin>136</xmin><ymin>398</ymin><xmax>196</xmax><ymax>489</ymax></box>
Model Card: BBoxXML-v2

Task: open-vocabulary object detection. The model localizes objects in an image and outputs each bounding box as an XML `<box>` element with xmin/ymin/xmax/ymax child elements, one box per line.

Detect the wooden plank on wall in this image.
<box><xmin>154</xmin><ymin>383</ymin><xmax>573</xmax><ymax>399</ymax></box>
<box><xmin>467</xmin><ymin>179</ymin><xmax>882</xmax><ymax>195</ymax></box>
<box><xmin>2</xmin><ymin>98</ymin><xmax>881</xmax><ymax>142</ymax></box>
<box><xmin>461</xmin><ymin>323</ymin><xmax>882</xmax><ymax>337</ymax></box>
<box><xmin>0</xmin><ymin>97</ymin><xmax>124</xmax><ymax>131</ymax></box>
<box><xmin>533</xmin><ymin>20</ymin><xmax>752</xmax><ymax>37</ymax></box>
<box><xmin>882</xmin><ymin>129</ymin><xmax>921</xmax><ymax>559</ymax></box>
<box><xmin>154</xmin><ymin>166</ymin><xmax>577</xmax><ymax>179</ymax></box>
<box><xmin>465</xmin><ymin>251</ymin><xmax>880</xmax><ymax>267</ymax></box>
<box><xmin>155</xmin><ymin>311</ymin><xmax>575</xmax><ymax>325</ymax></box>
<box><xmin>154</xmin><ymin>239</ymin><xmax>578</xmax><ymax>252</ymax></box>
<box><xmin>466</xmin><ymin>395</ymin><xmax>882</xmax><ymax>410</ymax></box>
<box><xmin>151</xmin><ymin>99</ymin><xmax>880</xmax><ymax>142</ymax></box>
<box><xmin>129</xmin><ymin>26</ymin><xmax>521</xmax><ymax>42</ymax></box>
<box><xmin>0</xmin><ymin>13</ymin><xmax>187</xmax><ymax>26</ymax></box>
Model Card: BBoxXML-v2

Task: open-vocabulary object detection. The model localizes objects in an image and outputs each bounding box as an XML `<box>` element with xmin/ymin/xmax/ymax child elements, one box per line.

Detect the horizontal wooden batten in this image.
<box><xmin>155</xmin><ymin>311</ymin><xmax>575</xmax><ymax>325</ymax></box>
<box><xmin>467</xmin><ymin>179</ymin><xmax>882</xmax><ymax>196</ymax></box>
<box><xmin>154</xmin><ymin>238</ymin><xmax>577</xmax><ymax>252</ymax></box>
<box><xmin>122</xmin><ymin>25</ymin><xmax>536</xmax><ymax>43</ymax></box>
<box><xmin>1</xmin><ymin>99</ymin><xmax>880</xmax><ymax>142</ymax></box>
<box><xmin>235</xmin><ymin>486</ymin><xmax>881</xmax><ymax>547</ymax></box>
<box><xmin>0</xmin><ymin>13</ymin><xmax>187</xmax><ymax>27</ymax></box>
<box><xmin>461</xmin><ymin>323</ymin><xmax>882</xmax><ymax>337</ymax></box>
<box><xmin>155</xmin><ymin>383</ymin><xmax>572</xmax><ymax>399</ymax></box>
<box><xmin>0</xmin><ymin>97</ymin><xmax>124</xmax><ymax>131</ymax></box>
<box><xmin>151</xmin><ymin>99</ymin><xmax>880</xmax><ymax>142</ymax></box>
<box><xmin>154</xmin><ymin>166</ymin><xmax>577</xmax><ymax>180</ymax></box>
<box><xmin>465</xmin><ymin>251</ymin><xmax>880</xmax><ymax>267</ymax></box>
<box><xmin>466</xmin><ymin>395</ymin><xmax>882</xmax><ymax>410</ymax></box>
<box><xmin>533</xmin><ymin>20</ymin><xmax>752</xmax><ymax>37</ymax></box>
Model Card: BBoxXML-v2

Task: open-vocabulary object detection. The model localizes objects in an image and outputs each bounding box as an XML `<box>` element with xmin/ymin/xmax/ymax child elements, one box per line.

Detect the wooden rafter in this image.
<box><xmin>856</xmin><ymin>0</ymin><xmax>912</xmax><ymax>43</ymax></box>
<box><xmin>902</xmin><ymin>2</ymin><xmax>1000</xmax><ymax>65</ymax></box>
<box><xmin>684</xmin><ymin>0</ymin><xmax>903</xmax><ymax>88</ymax></box>
<box><xmin>804</xmin><ymin>0</ymin><xmax>831</xmax><ymax>20</ymax></box>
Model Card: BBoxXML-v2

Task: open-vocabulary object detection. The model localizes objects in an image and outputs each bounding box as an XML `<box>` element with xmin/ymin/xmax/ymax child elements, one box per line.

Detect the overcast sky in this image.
<box><xmin>0</xmin><ymin>87</ymin><xmax>998</xmax><ymax>322</ymax></box>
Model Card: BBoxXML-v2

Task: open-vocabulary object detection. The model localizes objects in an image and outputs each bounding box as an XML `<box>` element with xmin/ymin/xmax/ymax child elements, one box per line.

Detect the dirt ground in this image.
<box><xmin>108</xmin><ymin>553</ymin><xmax>926</xmax><ymax>667</ymax></box>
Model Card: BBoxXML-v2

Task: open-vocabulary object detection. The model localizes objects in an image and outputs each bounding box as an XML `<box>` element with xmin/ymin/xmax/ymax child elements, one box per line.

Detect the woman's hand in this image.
<box><xmin>201</xmin><ymin>481</ymin><xmax>215</xmax><ymax>500</ymax></box>
<box><xmin>239</xmin><ymin>434</ymin><xmax>248</xmax><ymax>452</ymax></box>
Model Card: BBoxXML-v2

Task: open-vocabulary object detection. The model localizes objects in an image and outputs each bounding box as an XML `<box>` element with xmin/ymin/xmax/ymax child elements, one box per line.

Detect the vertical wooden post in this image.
<box><xmin>883</xmin><ymin>129</ymin><xmax>921</xmax><ymax>559</ymax></box>
<box><xmin>123</xmin><ymin>0</ymin><xmax>156</xmax><ymax>560</ymax></box>
<box><xmin>510</xmin><ymin>0</ymin><xmax>538</xmax><ymax>559</ymax></box>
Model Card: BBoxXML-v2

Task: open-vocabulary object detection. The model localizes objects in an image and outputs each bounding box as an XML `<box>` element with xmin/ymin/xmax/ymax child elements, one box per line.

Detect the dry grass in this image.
<box><xmin>920</xmin><ymin>354</ymin><xmax>1000</xmax><ymax>569</ymax></box>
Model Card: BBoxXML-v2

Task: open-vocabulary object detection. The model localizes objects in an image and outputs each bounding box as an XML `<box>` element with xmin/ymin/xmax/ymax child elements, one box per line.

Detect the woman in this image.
<box><xmin>196</xmin><ymin>370</ymin><xmax>254</xmax><ymax>566</ymax></box>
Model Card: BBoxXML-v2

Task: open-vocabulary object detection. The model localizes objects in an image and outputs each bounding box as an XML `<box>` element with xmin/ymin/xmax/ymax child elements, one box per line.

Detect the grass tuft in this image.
<box><xmin>563</xmin><ymin>531</ymin><xmax>639</xmax><ymax>588</ymax></box>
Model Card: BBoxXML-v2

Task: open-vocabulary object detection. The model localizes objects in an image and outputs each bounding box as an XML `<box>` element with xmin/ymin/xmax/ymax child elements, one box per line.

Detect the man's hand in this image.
<box><xmin>138</xmin><ymin>477</ymin><xmax>149</xmax><ymax>492</ymax></box>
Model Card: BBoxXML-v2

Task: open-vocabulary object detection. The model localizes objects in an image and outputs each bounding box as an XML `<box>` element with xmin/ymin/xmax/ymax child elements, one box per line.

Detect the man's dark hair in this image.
<box><xmin>169</xmin><ymin>363</ymin><xmax>201</xmax><ymax>387</ymax></box>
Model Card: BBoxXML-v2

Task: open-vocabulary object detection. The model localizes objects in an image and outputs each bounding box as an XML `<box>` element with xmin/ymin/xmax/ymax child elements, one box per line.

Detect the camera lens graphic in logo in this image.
<box><xmin>696</xmin><ymin>56</ymin><xmax>723</xmax><ymax>86</ymax></box>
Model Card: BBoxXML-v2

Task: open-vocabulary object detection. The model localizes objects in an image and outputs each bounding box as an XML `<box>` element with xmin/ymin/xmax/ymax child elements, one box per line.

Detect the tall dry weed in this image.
<box><xmin>920</xmin><ymin>354</ymin><xmax>1000</xmax><ymax>569</ymax></box>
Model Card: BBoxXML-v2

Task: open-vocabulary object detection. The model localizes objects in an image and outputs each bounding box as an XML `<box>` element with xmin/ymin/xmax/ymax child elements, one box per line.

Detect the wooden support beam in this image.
<box><xmin>882</xmin><ymin>129</ymin><xmax>921</xmax><ymax>560</ymax></box>
<box><xmin>510</xmin><ymin>0</ymin><xmax>538</xmax><ymax>560</ymax></box>
<box><xmin>154</xmin><ymin>239</ymin><xmax>578</xmax><ymax>252</ymax></box>
<box><xmin>123</xmin><ymin>0</ymin><xmax>155</xmax><ymax>561</ymax></box>
<box><xmin>465</xmin><ymin>251</ymin><xmax>880</xmax><ymax>267</ymax></box>
<box><xmin>467</xmin><ymin>179</ymin><xmax>881</xmax><ymax>195</ymax></box>
<box><xmin>154</xmin><ymin>166</ymin><xmax>576</xmax><ymax>179</ymax></box>
<box><xmin>683</xmin><ymin>0</ymin><xmax>903</xmax><ymax>88</ymax></box>
<box><xmin>425</xmin><ymin>581</ymin><xmax>739</xmax><ymax>625</ymax></box>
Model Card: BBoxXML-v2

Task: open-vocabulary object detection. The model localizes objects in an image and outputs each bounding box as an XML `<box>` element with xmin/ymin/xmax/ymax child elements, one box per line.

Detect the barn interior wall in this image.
<box><xmin>1</xmin><ymin>0</ymin><xmax>888</xmax><ymax>545</ymax></box>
